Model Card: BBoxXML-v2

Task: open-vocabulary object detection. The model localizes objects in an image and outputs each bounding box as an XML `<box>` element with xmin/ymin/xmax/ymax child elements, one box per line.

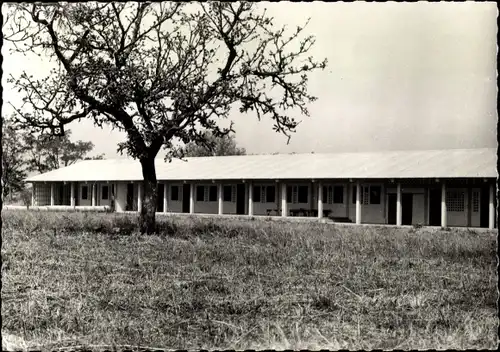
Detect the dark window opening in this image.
<box><xmin>298</xmin><ymin>186</ymin><xmax>308</xmax><ymax>203</ymax></box>
<box><xmin>171</xmin><ymin>186</ymin><xmax>179</xmax><ymax>201</ymax></box>
<box><xmin>333</xmin><ymin>186</ymin><xmax>344</xmax><ymax>204</ymax></box>
<box><xmin>209</xmin><ymin>185</ymin><xmax>217</xmax><ymax>202</ymax></box>
<box><xmin>370</xmin><ymin>186</ymin><xmax>381</xmax><ymax>204</ymax></box>
<box><xmin>82</xmin><ymin>186</ymin><xmax>88</xmax><ymax>200</ymax></box>
<box><xmin>253</xmin><ymin>186</ymin><xmax>261</xmax><ymax>202</ymax></box>
<box><xmin>196</xmin><ymin>186</ymin><xmax>205</xmax><ymax>201</ymax></box>
<box><xmin>266</xmin><ymin>186</ymin><xmax>276</xmax><ymax>203</ymax></box>
<box><xmin>323</xmin><ymin>186</ymin><xmax>328</xmax><ymax>203</ymax></box>
<box><xmin>223</xmin><ymin>186</ymin><xmax>232</xmax><ymax>202</ymax></box>
<box><xmin>102</xmin><ymin>186</ymin><xmax>109</xmax><ymax>200</ymax></box>
<box><xmin>286</xmin><ymin>186</ymin><xmax>293</xmax><ymax>203</ymax></box>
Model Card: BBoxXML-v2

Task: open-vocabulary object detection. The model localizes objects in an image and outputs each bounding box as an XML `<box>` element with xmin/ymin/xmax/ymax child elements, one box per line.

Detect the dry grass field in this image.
<box><xmin>1</xmin><ymin>210</ymin><xmax>498</xmax><ymax>350</ymax></box>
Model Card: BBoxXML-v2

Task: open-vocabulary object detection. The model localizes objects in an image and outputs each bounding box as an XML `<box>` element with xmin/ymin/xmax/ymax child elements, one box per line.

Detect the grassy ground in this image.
<box><xmin>1</xmin><ymin>210</ymin><xmax>498</xmax><ymax>350</ymax></box>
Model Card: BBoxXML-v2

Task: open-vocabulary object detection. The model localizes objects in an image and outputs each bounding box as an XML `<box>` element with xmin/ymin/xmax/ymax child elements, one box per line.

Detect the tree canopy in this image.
<box><xmin>24</xmin><ymin>130</ymin><xmax>100</xmax><ymax>174</ymax></box>
<box><xmin>4</xmin><ymin>2</ymin><xmax>327</xmax><ymax>233</ymax></box>
<box><xmin>180</xmin><ymin>131</ymin><xmax>246</xmax><ymax>157</ymax></box>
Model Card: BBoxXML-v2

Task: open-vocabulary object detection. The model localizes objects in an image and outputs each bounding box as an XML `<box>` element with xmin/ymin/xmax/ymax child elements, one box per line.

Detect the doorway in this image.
<box><xmin>236</xmin><ymin>184</ymin><xmax>245</xmax><ymax>215</ymax></box>
<box><xmin>428</xmin><ymin>188</ymin><xmax>441</xmax><ymax>226</ymax></box>
<box><xmin>402</xmin><ymin>193</ymin><xmax>413</xmax><ymax>225</ymax></box>
<box><xmin>387</xmin><ymin>193</ymin><xmax>396</xmax><ymax>225</ymax></box>
<box><xmin>156</xmin><ymin>184</ymin><xmax>164</xmax><ymax>212</ymax></box>
<box><xmin>126</xmin><ymin>183</ymin><xmax>134</xmax><ymax>211</ymax></box>
<box><xmin>387</xmin><ymin>193</ymin><xmax>413</xmax><ymax>225</ymax></box>
<box><xmin>182</xmin><ymin>184</ymin><xmax>191</xmax><ymax>213</ymax></box>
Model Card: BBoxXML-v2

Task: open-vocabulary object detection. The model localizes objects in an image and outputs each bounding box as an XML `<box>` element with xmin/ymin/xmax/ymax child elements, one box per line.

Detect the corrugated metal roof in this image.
<box><xmin>26</xmin><ymin>148</ymin><xmax>497</xmax><ymax>182</ymax></box>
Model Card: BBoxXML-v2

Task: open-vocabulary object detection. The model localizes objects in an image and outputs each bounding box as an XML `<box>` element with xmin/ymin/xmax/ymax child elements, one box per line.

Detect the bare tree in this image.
<box><xmin>4</xmin><ymin>2</ymin><xmax>327</xmax><ymax>234</ymax></box>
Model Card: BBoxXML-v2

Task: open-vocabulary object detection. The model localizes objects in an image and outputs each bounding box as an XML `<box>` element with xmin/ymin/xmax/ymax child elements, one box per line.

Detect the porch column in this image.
<box><xmin>355</xmin><ymin>181</ymin><xmax>361</xmax><ymax>225</ymax></box>
<box><xmin>31</xmin><ymin>183</ymin><xmax>35</xmax><ymax>207</ymax></box>
<box><xmin>50</xmin><ymin>183</ymin><xmax>55</xmax><ymax>206</ymax></box>
<box><xmin>91</xmin><ymin>184</ymin><xmax>95</xmax><ymax>206</ymax></box>
<box><xmin>396</xmin><ymin>182</ymin><xmax>402</xmax><ymax>226</ymax></box>
<box><xmin>218</xmin><ymin>183</ymin><xmax>223</xmax><ymax>215</ymax></box>
<box><xmin>189</xmin><ymin>183</ymin><xmax>194</xmax><ymax>214</ymax></box>
<box><xmin>317</xmin><ymin>182</ymin><xmax>323</xmax><ymax>218</ymax></box>
<box><xmin>137</xmin><ymin>183</ymin><xmax>142</xmax><ymax>211</ymax></box>
<box><xmin>441</xmin><ymin>182</ymin><xmax>447</xmax><ymax>228</ymax></box>
<box><xmin>248</xmin><ymin>181</ymin><xmax>254</xmax><ymax>216</ymax></box>
<box><xmin>489</xmin><ymin>183</ymin><xmax>495</xmax><ymax>229</ymax></box>
<box><xmin>281</xmin><ymin>182</ymin><xmax>287</xmax><ymax>217</ymax></box>
<box><xmin>163</xmin><ymin>183</ymin><xmax>168</xmax><ymax>213</ymax></box>
<box><xmin>70</xmin><ymin>182</ymin><xmax>75</xmax><ymax>207</ymax></box>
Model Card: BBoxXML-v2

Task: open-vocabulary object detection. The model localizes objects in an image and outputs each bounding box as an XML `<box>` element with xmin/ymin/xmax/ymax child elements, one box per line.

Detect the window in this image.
<box><xmin>287</xmin><ymin>186</ymin><xmax>293</xmax><ymax>203</ymax></box>
<box><xmin>223</xmin><ymin>185</ymin><xmax>232</xmax><ymax>202</ymax></box>
<box><xmin>171</xmin><ymin>186</ymin><xmax>179</xmax><ymax>201</ymax></box>
<box><xmin>209</xmin><ymin>186</ymin><xmax>217</xmax><ymax>202</ymax></box>
<box><xmin>446</xmin><ymin>191</ymin><xmax>465</xmax><ymax>212</ymax></box>
<box><xmin>286</xmin><ymin>185</ymin><xmax>308</xmax><ymax>204</ymax></box>
<box><xmin>472</xmin><ymin>191</ymin><xmax>479</xmax><ymax>212</ymax></box>
<box><xmin>333</xmin><ymin>186</ymin><xmax>344</xmax><ymax>204</ymax></box>
<box><xmin>322</xmin><ymin>186</ymin><xmax>328</xmax><ymax>204</ymax></box>
<box><xmin>196</xmin><ymin>185</ymin><xmax>205</xmax><ymax>201</ymax></box>
<box><xmin>369</xmin><ymin>186</ymin><xmax>381</xmax><ymax>204</ymax></box>
<box><xmin>253</xmin><ymin>186</ymin><xmax>261</xmax><ymax>202</ymax></box>
<box><xmin>351</xmin><ymin>185</ymin><xmax>380</xmax><ymax>204</ymax></box>
<box><xmin>266</xmin><ymin>186</ymin><xmax>276</xmax><ymax>203</ymax></box>
<box><xmin>102</xmin><ymin>185</ymin><xmax>109</xmax><ymax>200</ymax></box>
<box><xmin>82</xmin><ymin>186</ymin><xmax>88</xmax><ymax>200</ymax></box>
<box><xmin>298</xmin><ymin>186</ymin><xmax>308</xmax><ymax>203</ymax></box>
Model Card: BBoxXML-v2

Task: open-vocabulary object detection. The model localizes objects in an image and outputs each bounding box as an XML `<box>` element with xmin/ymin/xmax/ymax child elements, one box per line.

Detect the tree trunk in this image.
<box><xmin>139</xmin><ymin>156</ymin><xmax>158</xmax><ymax>234</ymax></box>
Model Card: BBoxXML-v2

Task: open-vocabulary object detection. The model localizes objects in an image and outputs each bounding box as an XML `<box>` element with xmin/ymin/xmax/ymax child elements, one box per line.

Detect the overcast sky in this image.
<box><xmin>2</xmin><ymin>1</ymin><xmax>497</xmax><ymax>159</ymax></box>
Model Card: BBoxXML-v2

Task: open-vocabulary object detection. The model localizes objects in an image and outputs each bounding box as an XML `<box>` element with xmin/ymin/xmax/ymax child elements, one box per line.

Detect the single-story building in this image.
<box><xmin>26</xmin><ymin>148</ymin><xmax>497</xmax><ymax>229</ymax></box>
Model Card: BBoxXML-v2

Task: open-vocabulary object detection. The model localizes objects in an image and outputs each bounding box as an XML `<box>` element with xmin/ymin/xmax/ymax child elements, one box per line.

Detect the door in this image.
<box><xmin>429</xmin><ymin>188</ymin><xmax>441</xmax><ymax>226</ymax></box>
<box><xmin>156</xmin><ymin>184</ymin><xmax>164</xmax><ymax>212</ymax></box>
<box><xmin>402</xmin><ymin>193</ymin><xmax>413</xmax><ymax>225</ymax></box>
<box><xmin>182</xmin><ymin>184</ymin><xmax>190</xmax><ymax>213</ymax></box>
<box><xmin>236</xmin><ymin>184</ymin><xmax>245</xmax><ymax>215</ymax></box>
<box><xmin>387</xmin><ymin>193</ymin><xmax>397</xmax><ymax>225</ymax></box>
<box><xmin>126</xmin><ymin>183</ymin><xmax>134</xmax><ymax>211</ymax></box>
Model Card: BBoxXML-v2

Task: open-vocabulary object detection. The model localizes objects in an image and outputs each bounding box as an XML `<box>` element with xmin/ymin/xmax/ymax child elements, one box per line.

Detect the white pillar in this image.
<box><xmin>218</xmin><ymin>183</ymin><xmax>223</xmax><ymax>215</ymax></box>
<box><xmin>31</xmin><ymin>183</ymin><xmax>35</xmax><ymax>207</ymax></box>
<box><xmin>489</xmin><ymin>183</ymin><xmax>495</xmax><ymax>229</ymax></box>
<box><xmin>248</xmin><ymin>181</ymin><xmax>254</xmax><ymax>216</ymax></box>
<box><xmin>281</xmin><ymin>182</ymin><xmax>287</xmax><ymax>217</ymax></box>
<box><xmin>50</xmin><ymin>183</ymin><xmax>55</xmax><ymax>206</ymax></box>
<box><xmin>355</xmin><ymin>181</ymin><xmax>361</xmax><ymax>225</ymax></box>
<box><xmin>70</xmin><ymin>182</ymin><xmax>75</xmax><ymax>207</ymax></box>
<box><xmin>396</xmin><ymin>182</ymin><xmax>402</xmax><ymax>226</ymax></box>
<box><xmin>189</xmin><ymin>183</ymin><xmax>194</xmax><ymax>214</ymax></box>
<box><xmin>317</xmin><ymin>182</ymin><xmax>323</xmax><ymax>218</ymax></box>
<box><xmin>91</xmin><ymin>184</ymin><xmax>95</xmax><ymax>206</ymax></box>
<box><xmin>137</xmin><ymin>183</ymin><xmax>142</xmax><ymax>212</ymax></box>
<box><xmin>163</xmin><ymin>183</ymin><xmax>168</xmax><ymax>213</ymax></box>
<box><xmin>441</xmin><ymin>182</ymin><xmax>447</xmax><ymax>228</ymax></box>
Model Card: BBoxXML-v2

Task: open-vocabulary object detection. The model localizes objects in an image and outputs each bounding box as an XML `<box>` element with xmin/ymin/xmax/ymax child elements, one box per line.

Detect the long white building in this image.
<box><xmin>26</xmin><ymin>148</ymin><xmax>497</xmax><ymax>229</ymax></box>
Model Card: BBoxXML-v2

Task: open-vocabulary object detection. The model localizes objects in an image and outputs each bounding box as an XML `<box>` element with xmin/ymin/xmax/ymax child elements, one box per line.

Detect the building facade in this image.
<box><xmin>26</xmin><ymin>148</ymin><xmax>498</xmax><ymax>229</ymax></box>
